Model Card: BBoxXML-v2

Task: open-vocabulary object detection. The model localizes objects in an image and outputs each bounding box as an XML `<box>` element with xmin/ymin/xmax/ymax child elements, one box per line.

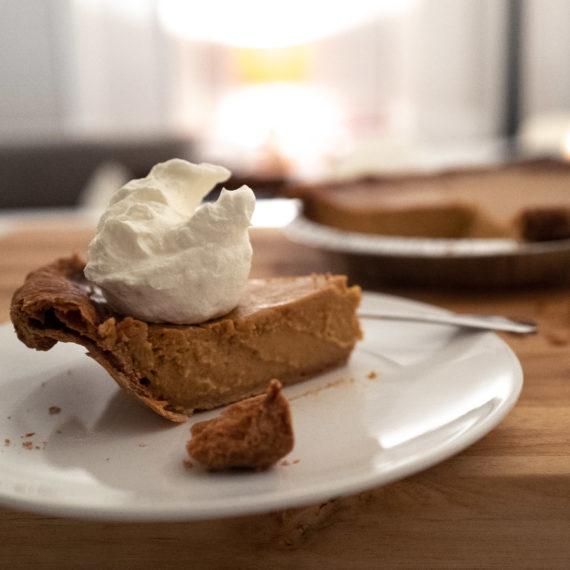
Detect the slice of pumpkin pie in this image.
<box><xmin>10</xmin><ymin>256</ymin><xmax>362</xmax><ymax>422</ymax></box>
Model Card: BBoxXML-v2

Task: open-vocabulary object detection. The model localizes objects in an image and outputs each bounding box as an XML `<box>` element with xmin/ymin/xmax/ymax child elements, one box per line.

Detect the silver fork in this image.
<box><xmin>357</xmin><ymin>309</ymin><xmax>537</xmax><ymax>334</ymax></box>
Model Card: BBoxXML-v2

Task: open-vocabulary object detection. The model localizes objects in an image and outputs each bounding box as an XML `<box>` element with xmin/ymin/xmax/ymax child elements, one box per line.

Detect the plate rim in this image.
<box><xmin>286</xmin><ymin>214</ymin><xmax>570</xmax><ymax>259</ymax></box>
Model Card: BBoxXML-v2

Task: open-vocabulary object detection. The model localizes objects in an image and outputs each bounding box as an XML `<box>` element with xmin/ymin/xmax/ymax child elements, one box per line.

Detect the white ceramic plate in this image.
<box><xmin>0</xmin><ymin>292</ymin><xmax>522</xmax><ymax>521</ymax></box>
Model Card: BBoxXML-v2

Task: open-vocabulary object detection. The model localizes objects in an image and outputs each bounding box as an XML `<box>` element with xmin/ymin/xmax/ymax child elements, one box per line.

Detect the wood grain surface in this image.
<box><xmin>0</xmin><ymin>221</ymin><xmax>569</xmax><ymax>569</ymax></box>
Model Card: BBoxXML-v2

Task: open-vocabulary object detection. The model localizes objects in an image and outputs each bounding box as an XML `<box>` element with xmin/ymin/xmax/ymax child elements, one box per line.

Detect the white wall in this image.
<box><xmin>410</xmin><ymin>0</ymin><xmax>508</xmax><ymax>141</ymax></box>
<box><xmin>0</xmin><ymin>0</ymin><xmax>63</xmax><ymax>140</ymax></box>
<box><xmin>523</xmin><ymin>0</ymin><xmax>570</xmax><ymax>117</ymax></box>
<box><xmin>314</xmin><ymin>12</ymin><xmax>416</xmax><ymax>137</ymax></box>
<box><xmin>58</xmin><ymin>0</ymin><xmax>168</xmax><ymax>138</ymax></box>
<box><xmin>0</xmin><ymin>0</ymin><xmax>568</xmax><ymax>146</ymax></box>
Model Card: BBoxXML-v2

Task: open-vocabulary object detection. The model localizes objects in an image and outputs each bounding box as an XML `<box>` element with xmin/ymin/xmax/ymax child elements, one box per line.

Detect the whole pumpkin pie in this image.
<box><xmin>10</xmin><ymin>256</ymin><xmax>362</xmax><ymax>422</ymax></box>
<box><xmin>291</xmin><ymin>158</ymin><xmax>570</xmax><ymax>240</ymax></box>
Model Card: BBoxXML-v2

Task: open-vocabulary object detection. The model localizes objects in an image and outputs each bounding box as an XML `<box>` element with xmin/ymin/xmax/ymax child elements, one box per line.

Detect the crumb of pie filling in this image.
<box><xmin>186</xmin><ymin>379</ymin><xmax>294</xmax><ymax>471</ymax></box>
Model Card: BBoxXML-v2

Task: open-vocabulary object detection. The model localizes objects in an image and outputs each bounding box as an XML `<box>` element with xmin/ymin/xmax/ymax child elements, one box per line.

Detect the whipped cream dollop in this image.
<box><xmin>84</xmin><ymin>159</ymin><xmax>255</xmax><ymax>324</ymax></box>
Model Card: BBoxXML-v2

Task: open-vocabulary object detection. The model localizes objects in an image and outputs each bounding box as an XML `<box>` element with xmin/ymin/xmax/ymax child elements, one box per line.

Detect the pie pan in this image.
<box><xmin>286</xmin><ymin>214</ymin><xmax>570</xmax><ymax>289</ymax></box>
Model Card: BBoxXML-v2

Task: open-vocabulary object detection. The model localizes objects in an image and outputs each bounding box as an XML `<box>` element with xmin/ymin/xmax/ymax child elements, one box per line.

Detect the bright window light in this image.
<box><xmin>210</xmin><ymin>82</ymin><xmax>348</xmax><ymax>175</ymax></box>
<box><xmin>157</xmin><ymin>0</ymin><xmax>417</xmax><ymax>48</ymax></box>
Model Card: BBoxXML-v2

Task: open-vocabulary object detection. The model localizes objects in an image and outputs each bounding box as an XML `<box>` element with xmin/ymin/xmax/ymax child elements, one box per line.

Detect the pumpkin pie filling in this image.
<box><xmin>11</xmin><ymin>256</ymin><xmax>362</xmax><ymax>422</ymax></box>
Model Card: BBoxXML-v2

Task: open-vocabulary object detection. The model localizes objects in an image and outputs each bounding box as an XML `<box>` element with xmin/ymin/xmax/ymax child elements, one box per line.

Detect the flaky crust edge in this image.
<box><xmin>10</xmin><ymin>255</ymin><xmax>187</xmax><ymax>422</ymax></box>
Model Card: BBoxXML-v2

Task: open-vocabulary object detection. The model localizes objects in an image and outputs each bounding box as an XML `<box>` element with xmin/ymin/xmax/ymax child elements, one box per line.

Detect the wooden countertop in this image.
<box><xmin>0</xmin><ymin>220</ymin><xmax>569</xmax><ymax>569</ymax></box>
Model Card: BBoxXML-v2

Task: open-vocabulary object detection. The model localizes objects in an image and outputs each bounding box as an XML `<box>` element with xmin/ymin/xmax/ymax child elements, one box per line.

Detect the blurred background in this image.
<box><xmin>1</xmin><ymin>0</ymin><xmax>570</xmax><ymax>209</ymax></box>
